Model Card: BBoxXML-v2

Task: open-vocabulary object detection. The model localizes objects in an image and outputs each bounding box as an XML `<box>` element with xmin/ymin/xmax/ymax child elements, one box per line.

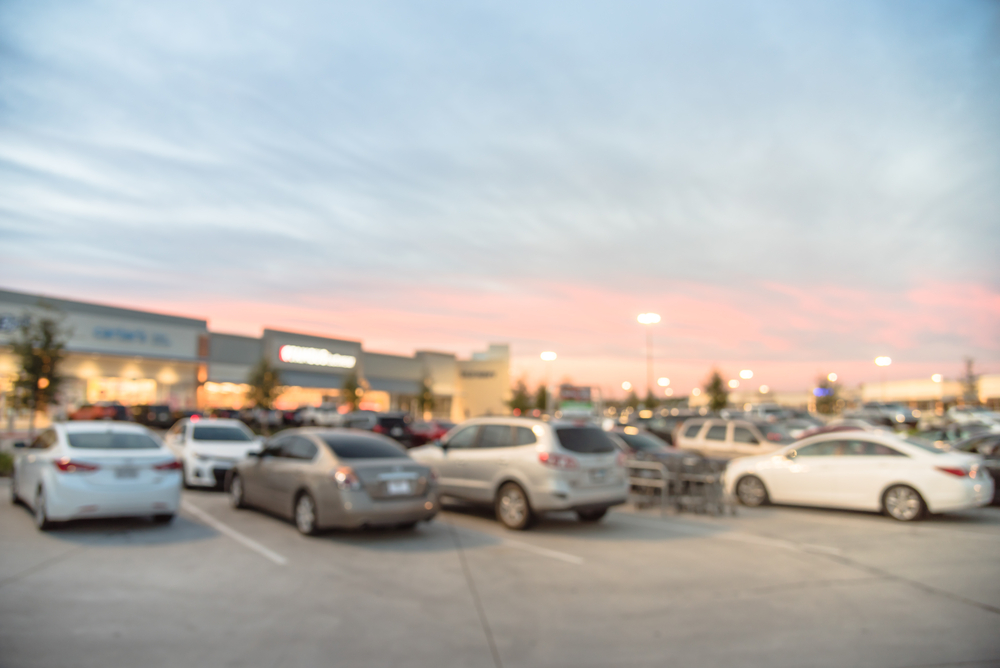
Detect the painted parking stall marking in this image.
<box><xmin>181</xmin><ymin>501</ymin><xmax>288</xmax><ymax>566</ymax></box>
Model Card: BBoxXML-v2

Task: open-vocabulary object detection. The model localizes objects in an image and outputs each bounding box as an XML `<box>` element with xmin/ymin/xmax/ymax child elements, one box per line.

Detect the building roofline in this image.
<box><xmin>0</xmin><ymin>288</ymin><xmax>208</xmax><ymax>328</ymax></box>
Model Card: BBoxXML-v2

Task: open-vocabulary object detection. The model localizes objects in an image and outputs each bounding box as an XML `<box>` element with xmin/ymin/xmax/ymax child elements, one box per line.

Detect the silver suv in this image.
<box><xmin>408</xmin><ymin>417</ymin><xmax>628</xmax><ymax>530</ymax></box>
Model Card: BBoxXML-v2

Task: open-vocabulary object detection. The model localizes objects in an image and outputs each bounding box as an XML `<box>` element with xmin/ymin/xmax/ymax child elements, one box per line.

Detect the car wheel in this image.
<box><xmin>576</xmin><ymin>508</ymin><xmax>608</xmax><ymax>523</ymax></box>
<box><xmin>34</xmin><ymin>488</ymin><xmax>53</xmax><ymax>531</ymax></box>
<box><xmin>229</xmin><ymin>473</ymin><xmax>246</xmax><ymax>509</ymax></box>
<box><xmin>153</xmin><ymin>514</ymin><xmax>175</xmax><ymax>524</ymax></box>
<box><xmin>883</xmin><ymin>485</ymin><xmax>925</xmax><ymax>522</ymax></box>
<box><xmin>295</xmin><ymin>492</ymin><xmax>319</xmax><ymax>535</ymax></box>
<box><xmin>495</xmin><ymin>482</ymin><xmax>533</xmax><ymax>531</ymax></box>
<box><xmin>736</xmin><ymin>475</ymin><xmax>769</xmax><ymax>507</ymax></box>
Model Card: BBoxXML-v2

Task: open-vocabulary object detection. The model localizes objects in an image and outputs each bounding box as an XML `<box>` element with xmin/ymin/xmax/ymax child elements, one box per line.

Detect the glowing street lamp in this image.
<box><xmin>931</xmin><ymin>374</ymin><xmax>942</xmax><ymax>383</ymax></box>
<box><xmin>728</xmin><ymin>379</ymin><xmax>740</xmax><ymax>389</ymax></box>
<box><xmin>875</xmin><ymin>356</ymin><xmax>892</xmax><ymax>400</ymax></box>
<box><xmin>621</xmin><ymin>381</ymin><xmax>632</xmax><ymax>392</ymax></box>
<box><xmin>739</xmin><ymin>369</ymin><xmax>753</xmax><ymax>380</ymax></box>
<box><xmin>540</xmin><ymin>351</ymin><xmax>557</xmax><ymax>361</ymax></box>
<box><xmin>759</xmin><ymin>385</ymin><xmax>769</xmax><ymax>394</ymax></box>
<box><xmin>657</xmin><ymin>377</ymin><xmax>670</xmax><ymax>387</ymax></box>
<box><xmin>827</xmin><ymin>372</ymin><xmax>838</xmax><ymax>382</ymax></box>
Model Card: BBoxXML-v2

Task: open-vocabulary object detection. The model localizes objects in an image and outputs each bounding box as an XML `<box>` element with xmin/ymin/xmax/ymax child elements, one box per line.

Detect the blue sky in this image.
<box><xmin>1</xmin><ymin>0</ymin><xmax>998</xmax><ymax>392</ymax></box>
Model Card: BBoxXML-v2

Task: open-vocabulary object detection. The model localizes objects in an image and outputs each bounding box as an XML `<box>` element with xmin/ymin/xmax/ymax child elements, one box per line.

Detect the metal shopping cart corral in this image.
<box><xmin>627</xmin><ymin>453</ymin><xmax>737</xmax><ymax>517</ymax></box>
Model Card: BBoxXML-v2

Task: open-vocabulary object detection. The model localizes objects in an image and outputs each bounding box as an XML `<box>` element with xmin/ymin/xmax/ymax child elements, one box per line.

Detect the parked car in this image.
<box><xmin>227</xmin><ymin>429</ymin><xmax>438</xmax><ymax>534</ymax></box>
<box><xmin>164</xmin><ymin>417</ymin><xmax>262</xmax><ymax>489</ymax></box>
<box><xmin>409</xmin><ymin>417</ymin><xmax>628</xmax><ymax>530</ymax></box>
<box><xmin>298</xmin><ymin>404</ymin><xmax>344</xmax><ymax>427</ymax></box>
<box><xmin>912</xmin><ymin>422</ymin><xmax>997</xmax><ymax>448</ymax></box>
<box><xmin>742</xmin><ymin>404</ymin><xmax>792</xmax><ymax>422</ymax></box>
<box><xmin>69</xmin><ymin>402</ymin><xmax>131</xmax><ymax>421</ymax></box>
<box><xmin>847</xmin><ymin>402</ymin><xmax>919</xmax><ymax>428</ymax></box>
<box><xmin>950</xmin><ymin>433</ymin><xmax>1000</xmax><ymax>504</ymax></box>
<box><xmin>798</xmin><ymin>419</ymin><xmax>878</xmax><ymax>440</ymax></box>
<box><xmin>782</xmin><ymin>416</ymin><xmax>825</xmax><ymax>439</ymax></box>
<box><xmin>725</xmin><ymin>431</ymin><xmax>992</xmax><ymax>521</ymax></box>
<box><xmin>10</xmin><ymin>422</ymin><xmax>182</xmax><ymax>529</ymax></box>
<box><xmin>130</xmin><ymin>404</ymin><xmax>174</xmax><ymax>429</ymax></box>
<box><xmin>409</xmin><ymin>420</ymin><xmax>457</xmax><ymax>447</ymax></box>
<box><xmin>673</xmin><ymin>418</ymin><xmax>794</xmax><ymax>459</ymax></box>
<box><xmin>946</xmin><ymin>406</ymin><xmax>1000</xmax><ymax>427</ymax></box>
<box><xmin>342</xmin><ymin>411</ymin><xmax>414</xmax><ymax>446</ymax></box>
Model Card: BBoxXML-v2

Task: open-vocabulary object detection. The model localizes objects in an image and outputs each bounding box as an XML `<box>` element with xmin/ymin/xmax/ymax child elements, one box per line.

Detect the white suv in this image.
<box><xmin>408</xmin><ymin>417</ymin><xmax>628</xmax><ymax>530</ymax></box>
<box><xmin>164</xmin><ymin>418</ymin><xmax>262</xmax><ymax>488</ymax></box>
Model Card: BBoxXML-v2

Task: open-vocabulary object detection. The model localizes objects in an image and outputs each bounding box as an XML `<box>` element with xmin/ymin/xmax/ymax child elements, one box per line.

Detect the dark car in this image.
<box><xmin>951</xmin><ymin>433</ymin><xmax>1000</xmax><ymax>504</ymax></box>
<box><xmin>913</xmin><ymin>422</ymin><xmax>995</xmax><ymax>447</ymax></box>
<box><xmin>342</xmin><ymin>411</ymin><xmax>414</xmax><ymax>446</ymax></box>
<box><xmin>409</xmin><ymin>420</ymin><xmax>457</xmax><ymax>447</ymax></box>
<box><xmin>69</xmin><ymin>402</ymin><xmax>131</xmax><ymax>421</ymax></box>
<box><xmin>131</xmin><ymin>404</ymin><xmax>174</xmax><ymax>429</ymax></box>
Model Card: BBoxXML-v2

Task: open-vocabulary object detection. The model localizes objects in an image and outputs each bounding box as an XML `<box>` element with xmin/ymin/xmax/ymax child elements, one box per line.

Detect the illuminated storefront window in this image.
<box><xmin>87</xmin><ymin>377</ymin><xmax>157</xmax><ymax>405</ymax></box>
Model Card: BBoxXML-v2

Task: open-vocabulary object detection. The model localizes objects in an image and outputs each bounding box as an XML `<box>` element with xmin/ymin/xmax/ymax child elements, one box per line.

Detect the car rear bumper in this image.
<box><xmin>45</xmin><ymin>478</ymin><xmax>181</xmax><ymax>521</ymax></box>
<box><xmin>318</xmin><ymin>492</ymin><xmax>439</xmax><ymax>529</ymax></box>
<box><xmin>925</xmin><ymin>477</ymin><xmax>994</xmax><ymax>513</ymax></box>
<box><xmin>531</xmin><ymin>479</ymin><xmax>629</xmax><ymax>512</ymax></box>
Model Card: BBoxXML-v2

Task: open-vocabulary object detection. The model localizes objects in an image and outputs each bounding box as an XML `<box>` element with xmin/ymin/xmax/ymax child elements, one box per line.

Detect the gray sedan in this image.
<box><xmin>227</xmin><ymin>429</ymin><xmax>439</xmax><ymax>534</ymax></box>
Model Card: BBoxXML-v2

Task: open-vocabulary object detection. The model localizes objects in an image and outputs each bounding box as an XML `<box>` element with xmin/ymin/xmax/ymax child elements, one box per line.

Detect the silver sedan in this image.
<box><xmin>227</xmin><ymin>429</ymin><xmax>439</xmax><ymax>534</ymax></box>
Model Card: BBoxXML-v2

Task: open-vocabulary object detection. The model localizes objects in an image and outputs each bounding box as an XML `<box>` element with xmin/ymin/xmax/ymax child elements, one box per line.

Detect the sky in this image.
<box><xmin>1</xmin><ymin>0</ymin><xmax>998</xmax><ymax>398</ymax></box>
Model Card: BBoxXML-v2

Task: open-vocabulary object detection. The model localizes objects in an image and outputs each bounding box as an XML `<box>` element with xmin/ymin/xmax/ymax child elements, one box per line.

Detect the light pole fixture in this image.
<box><xmin>657</xmin><ymin>377</ymin><xmax>670</xmax><ymax>387</ymax></box>
<box><xmin>728</xmin><ymin>379</ymin><xmax>740</xmax><ymax>389</ymax></box>
<box><xmin>540</xmin><ymin>352</ymin><xmax>557</xmax><ymax>414</ymax></box>
<box><xmin>621</xmin><ymin>381</ymin><xmax>632</xmax><ymax>391</ymax></box>
<box><xmin>875</xmin><ymin>356</ymin><xmax>891</xmax><ymax>401</ymax></box>
<box><xmin>636</xmin><ymin>313</ymin><xmax>660</xmax><ymax>401</ymax></box>
<box><xmin>827</xmin><ymin>372</ymin><xmax>838</xmax><ymax>382</ymax></box>
<box><xmin>759</xmin><ymin>385</ymin><xmax>769</xmax><ymax>394</ymax></box>
<box><xmin>931</xmin><ymin>374</ymin><xmax>942</xmax><ymax>383</ymax></box>
<box><xmin>739</xmin><ymin>369</ymin><xmax>753</xmax><ymax>379</ymax></box>
<box><xmin>540</xmin><ymin>351</ymin><xmax>557</xmax><ymax>361</ymax></box>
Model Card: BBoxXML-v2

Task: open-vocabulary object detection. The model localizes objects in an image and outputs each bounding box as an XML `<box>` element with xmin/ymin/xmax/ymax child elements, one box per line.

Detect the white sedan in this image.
<box><xmin>164</xmin><ymin>417</ymin><xmax>262</xmax><ymax>488</ymax></box>
<box><xmin>725</xmin><ymin>431</ymin><xmax>993</xmax><ymax>521</ymax></box>
<box><xmin>11</xmin><ymin>422</ymin><xmax>182</xmax><ymax>529</ymax></box>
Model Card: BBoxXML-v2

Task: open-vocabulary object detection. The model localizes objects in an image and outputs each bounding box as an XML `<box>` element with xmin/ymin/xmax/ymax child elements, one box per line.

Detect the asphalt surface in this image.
<box><xmin>1</xmin><ymin>478</ymin><xmax>999</xmax><ymax>668</ymax></box>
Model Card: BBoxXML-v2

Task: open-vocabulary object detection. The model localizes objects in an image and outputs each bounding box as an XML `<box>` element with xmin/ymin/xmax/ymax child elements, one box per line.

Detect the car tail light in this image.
<box><xmin>153</xmin><ymin>460</ymin><xmax>183</xmax><ymax>471</ymax></box>
<box><xmin>538</xmin><ymin>452</ymin><xmax>579</xmax><ymax>470</ymax></box>
<box><xmin>373</xmin><ymin>425</ymin><xmax>386</xmax><ymax>434</ymax></box>
<box><xmin>936</xmin><ymin>466</ymin><xmax>970</xmax><ymax>478</ymax></box>
<box><xmin>332</xmin><ymin>466</ymin><xmax>362</xmax><ymax>490</ymax></box>
<box><xmin>54</xmin><ymin>458</ymin><xmax>100</xmax><ymax>473</ymax></box>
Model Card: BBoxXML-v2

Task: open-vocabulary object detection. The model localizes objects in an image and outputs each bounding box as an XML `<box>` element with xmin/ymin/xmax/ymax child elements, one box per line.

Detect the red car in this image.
<box><xmin>409</xmin><ymin>420</ymin><xmax>456</xmax><ymax>446</ymax></box>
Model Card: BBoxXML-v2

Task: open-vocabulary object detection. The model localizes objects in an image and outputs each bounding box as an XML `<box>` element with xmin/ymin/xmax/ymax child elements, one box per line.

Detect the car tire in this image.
<box><xmin>34</xmin><ymin>488</ymin><xmax>53</xmax><ymax>531</ymax></box>
<box><xmin>495</xmin><ymin>482</ymin><xmax>533</xmax><ymax>531</ymax></box>
<box><xmin>229</xmin><ymin>472</ymin><xmax>246</xmax><ymax>509</ymax></box>
<box><xmin>295</xmin><ymin>492</ymin><xmax>319</xmax><ymax>536</ymax></box>
<box><xmin>576</xmin><ymin>508</ymin><xmax>608</xmax><ymax>523</ymax></box>
<box><xmin>153</xmin><ymin>514</ymin><xmax>175</xmax><ymax>524</ymax></box>
<box><xmin>735</xmin><ymin>475</ymin><xmax>769</xmax><ymax>507</ymax></box>
<box><xmin>883</xmin><ymin>485</ymin><xmax>925</xmax><ymax>522</ymax></box>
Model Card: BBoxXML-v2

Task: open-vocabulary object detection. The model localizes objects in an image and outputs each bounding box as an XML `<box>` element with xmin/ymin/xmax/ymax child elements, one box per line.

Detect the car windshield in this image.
<box><xmin>193</xmin><ymin>426</ymin><xmax>253</xmax><ymax>442</ymax></box>
<box><xmin>321</xmin><ymin>435</ymin><xmax>408</xmax><ymax>459</ymax></box>
<box><xmin>556</xmin><ymin>427</ymin><xmax>617</xmax><ymax>454</ymax></box>
<box><xmin>619</xmin><ymin>432</ymin><xmax>670</xmax><ymax>453</ymax></box>
<box><xmin>904</xmin><ymin>437</ymin><xmax>952</xmax><ymax>453</ymax></box>
<box><xmin>68</xmin><ymin>432</ymin><xmax>160</xmax><ymax>449</ymax></box>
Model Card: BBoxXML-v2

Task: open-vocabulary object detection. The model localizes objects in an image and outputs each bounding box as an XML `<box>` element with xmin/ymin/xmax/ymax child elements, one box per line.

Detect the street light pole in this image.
<box><xmin>637</xmin><ymin>313</ymin><xmax>661</xmax><ymax>404</ymax></box>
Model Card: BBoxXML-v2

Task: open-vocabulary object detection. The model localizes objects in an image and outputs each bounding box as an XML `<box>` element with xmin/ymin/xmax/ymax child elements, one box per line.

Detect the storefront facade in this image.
<box><xmin>0</xmin><ymin>289</ymin><xmax>207</xmax><ymax>415</ymax></box>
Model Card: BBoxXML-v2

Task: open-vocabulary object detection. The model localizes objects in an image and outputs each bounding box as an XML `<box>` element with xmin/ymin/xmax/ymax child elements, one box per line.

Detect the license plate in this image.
<box><xmin>115</xmin><ymin>467</ymin><xmax>139</xmax><ymax>479</ymax></box>
<box><xmin>386</xmin><ymin>480</ymin><xmax>412</xmax><ymax>495</ymax></box>
<box><xmin>590</xmin><ymin>468</ymin><xmax>608</xmax><ymax>482</ymax></box>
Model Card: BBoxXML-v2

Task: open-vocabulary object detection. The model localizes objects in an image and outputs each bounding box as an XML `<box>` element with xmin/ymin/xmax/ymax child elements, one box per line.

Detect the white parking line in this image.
<box><xmin>182</xmin><ymin>501</ymin><xmax>288</xmax><ymax>566</ymax></box>
<box><xmin>503</xmin><ymin>539</ymin><xmax>585</xmax><ymax>565</ymax></box>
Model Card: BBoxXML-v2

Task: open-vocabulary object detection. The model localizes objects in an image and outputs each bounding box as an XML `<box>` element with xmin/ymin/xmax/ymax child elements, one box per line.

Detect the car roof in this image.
<box><xmin>59</xmin><ymin>421</ymin><xmax>150</xmax><ymax>434</ymax></box>
<box><xmin>187</xmin><ymin>418</ymin><xmax>246</xmax><ymax>426</ymax></box>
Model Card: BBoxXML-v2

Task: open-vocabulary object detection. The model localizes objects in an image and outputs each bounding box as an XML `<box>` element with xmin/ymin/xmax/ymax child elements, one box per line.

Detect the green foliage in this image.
<box><xmin>246</xmin><ymin>358</ymin><xmax>283</xmax><ymax>410</ymax></box>
<box><xmin>625</xmin><ymin>390</ymin><xmax>640</xmax><ymax>410</ymax></box>
<box><xmin>416</xmin><ymin>378</ymin><xmax>435</xmax><ymax>414</ymax></box>
<box><xmin>814</xmin><ymin>376</ymin><xmax>840</xmax><ymax>414</ymax></box>
<box><xmin>534</xmin><ymin>385</ymin><xmax>549</xmax><ymax>412</ymax></box>
<box><xmin>643</xmin><ymin>390</ymin><xmax>658</xmax><ymax>409</ymax></box>
<box><xmin>0</xmin><ymin>451</ymin><xmax>13</xmax><ymax>477</ymax></box>
<box><xmin>705</xmin><ymin>370</ymin><xmax>728</xmax><ymax>412</ymax></box>
<box><xmin>507</xmin><ymin>379</ymin><xmax>532</xmax><ymax>414</ymax></box>
<box><xmin>11</xmin><ymin>311</ymin><xmax>67</xmax><ymax>416</ymax></box>
<box><xmin>341</xmin><ymin>372</ymin><xmax>361</xmax><ymax>412</ymax></box>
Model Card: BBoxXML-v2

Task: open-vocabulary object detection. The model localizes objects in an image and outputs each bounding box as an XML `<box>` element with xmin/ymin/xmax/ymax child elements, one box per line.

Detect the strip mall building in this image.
<box><xmin>0</xmin><ymin>289</ymin><xmax>510</xmax><ymax>421</ymax></box>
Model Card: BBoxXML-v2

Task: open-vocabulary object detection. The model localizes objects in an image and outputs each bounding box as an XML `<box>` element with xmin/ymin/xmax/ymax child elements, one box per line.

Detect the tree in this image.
<box><xmin>341</xmin><ymin>372</ymin><xmax>362</xmax><ymax>412</ymax></box>
<box><xmin>534</xmin><ymin>385</ymin><xmax>549</xmax><ymax>413</ymax></box>
<box><xmin>246</xmin><ymin>358</ymin><xmax>282</xmax><ymax>410</ymax></box>
<box><xmin>507</xmin><ymin>379</ymin><xmax>532</xmax><ymax>415</ymax></box>
<box><xmin>814</xmin><ymin>375</ymin><xmax>840</xmax><ymax>415</ymax></box>
<box><xmin>11</xmin><ymin>312</ymin><xmax>67</xmax><ymax>438</ymax></box>
<box><xmin>625</xmin><ymin>390</ymin><xmax>640</xmax><ymax>411</ymax></box>
<box><xmin>643</xmin><ymin>390</ymin><xmax>659</xmax><ymax>410</ymax></box>
<box><xmin>705</xmin><ymin>370</ymin><xmax>728</xmax><ymax>412</ymax></box>
<box><xmin>416</xmin><ymin>378</ymin><xmax>435</xmax><ymax>416</ymax></box>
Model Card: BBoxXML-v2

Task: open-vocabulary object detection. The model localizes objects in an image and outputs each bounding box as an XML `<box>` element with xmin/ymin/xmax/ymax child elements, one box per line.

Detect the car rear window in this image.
<box><xmin>321</xmin><ymin>435</ymin><xmax>408</xmax><ymax>459</ymax></box>
<box><xmin>555</xmin><ymin>428</ymin><xmax>617</xmax><ymax>454</ymax></box>
<box><xmin>193</xmin><ymin>426</ymin><xmax>253</xmax><ymax>442</ymax></box>
<box><xmin>68</xmin><ymin>432</ymin><xmax>160</xmax><ymax>449</ymax></box>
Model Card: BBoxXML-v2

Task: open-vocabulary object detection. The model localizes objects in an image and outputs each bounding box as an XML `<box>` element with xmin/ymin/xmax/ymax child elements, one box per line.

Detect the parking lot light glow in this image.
<box><xmin>759</xmin><ymin>385</ymin><xmax>769</xmax><ymax>394</ymax></box>
<box><xmin>657</xmin><ymin>377</ymin><xmax>670</xmax><ymax>387</ymax></box>
<box><xmin>827</xmin><ymin>372</ymin><xmax>838</xmax><ymax>382</ymax></box>
<box><xmin>739</xmin><ymin>369</ymin><xmax>753</xmax><ymax>379</ymax></box>
<box><xmin>621</xmin><ymin>381</ymin><xmax>632</xmax><ymax>391</ymax></box>
<box><xmin>540</xmin><ymin>351</ymin><xmax>557</xmax><ymax>361</ymax></box>
<box><xmin>875</xmin><ymin>356</ymin><xmax>892</xmax><ymax>367</ymax></box>
<box><xmin>691</xmin><ymin>388</ymin><xmax>701</xmax><ymax>396</ymax></box>
<box><xmin>637</xmin><ymin>313</ymin><xmax>661</xmax><ymax>325</ymax></box>
<box><xmin>728</xmin><ymin>379</ymin><xmax>739</xmax><ymax>389</ymax></box>
<box><xmin>931</xmin><ymin>374</ymin><xmax>943</xmax><ymax>383</ymax></box>
<box><xmin>665</xmin><ymin>388</ymin><xmax>674</xmax><ymax>396</ymax></box>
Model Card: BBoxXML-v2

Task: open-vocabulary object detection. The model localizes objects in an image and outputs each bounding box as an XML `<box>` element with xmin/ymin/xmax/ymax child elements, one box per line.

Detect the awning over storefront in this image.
<box><xmin>367</xmin><ymin>377</ymin><xmax>421</xmax><ymax>395</ymax></box>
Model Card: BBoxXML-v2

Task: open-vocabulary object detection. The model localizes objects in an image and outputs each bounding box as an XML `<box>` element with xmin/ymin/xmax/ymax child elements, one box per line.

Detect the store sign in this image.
<box><xmin>461</xmin><ymin>370</ymin><xmax>495</xmax><ymax>379</ymax></box>
<box><xmin>279</xmin><ymin>344</ymin><xmax>357</xmax><ymax>369</ymax></box>
<box><xmin>93</xmin><ymin>326</ymin><xmax>171</xmax><ymax>347</ymax></box>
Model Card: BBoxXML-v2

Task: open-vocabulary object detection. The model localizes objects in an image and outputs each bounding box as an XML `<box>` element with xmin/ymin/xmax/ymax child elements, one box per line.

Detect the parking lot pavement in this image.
<box><xmin>2</xmin><ymin>479</ymin><xmax>999</xmax><ymax>668</ymax></box>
